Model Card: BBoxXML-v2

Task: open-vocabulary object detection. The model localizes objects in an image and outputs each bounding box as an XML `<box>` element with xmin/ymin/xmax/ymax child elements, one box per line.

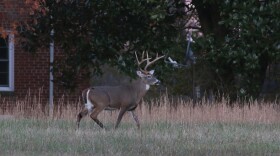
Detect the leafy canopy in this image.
<box><xmin>19</xmin><ymin>0</ymin><xmax>187</xmax><ymax>89</ymax></box>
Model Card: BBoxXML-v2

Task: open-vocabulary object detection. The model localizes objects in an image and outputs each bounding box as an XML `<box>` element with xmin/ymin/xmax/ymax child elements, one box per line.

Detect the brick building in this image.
<box><xmin>0</xmin><ymin>1</ymin><xmax>88</xmax><ymax>107</ymax></box>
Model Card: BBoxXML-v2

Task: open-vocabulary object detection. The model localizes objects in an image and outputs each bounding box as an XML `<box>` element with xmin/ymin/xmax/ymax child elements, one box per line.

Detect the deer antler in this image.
<box><xmin>135</xmin><ymin>51</ymin><xmax>148</xmax><ymax>67</ymax></box>
<box><xmin>143</xmin><ymin>53</ymin><xmax>165</xmax><ymax>71</ymax></box>
<box><xmin>135</xmin><ymin>51</ymin><xmax>149</xmax><ymax>74</ymax></box>
<box><xmin>135</xmin><ymin>51</ymin><xmax>164</xmax><ymax>73</ymax></box>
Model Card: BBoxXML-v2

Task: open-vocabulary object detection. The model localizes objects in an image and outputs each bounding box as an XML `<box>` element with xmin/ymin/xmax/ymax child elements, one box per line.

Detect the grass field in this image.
<box><xmin>1</xmin><ymin>96</ymin><xmax>280</xmax><ymax>155</ymax></box>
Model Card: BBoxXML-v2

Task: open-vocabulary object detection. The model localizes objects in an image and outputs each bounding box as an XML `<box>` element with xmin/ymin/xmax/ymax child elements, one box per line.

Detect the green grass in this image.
<box><xmin>1</xmin><ymin>118</ymin><xmax>280</xmax><ymax>156</ymax></box>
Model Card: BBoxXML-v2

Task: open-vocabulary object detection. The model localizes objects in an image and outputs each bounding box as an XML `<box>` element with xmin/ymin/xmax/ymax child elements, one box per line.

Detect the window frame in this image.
<box><xmin>0</xmin><ymin>34</ymin><xmax>14</xmax><ymax>92</ymax></box>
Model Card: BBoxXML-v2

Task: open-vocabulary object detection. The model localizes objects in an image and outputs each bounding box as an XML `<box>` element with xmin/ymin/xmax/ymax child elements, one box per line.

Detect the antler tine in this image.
<box><xmin>135</xmin><ymin>51</ymin><xmax>148</xmax><ymax>67</ymax></box>
<box><xmin>144</xmin><ymin>52</ymin><xmax>165</xmax><ymax>71</ymax></box>
<box><xmin>135</xmin><ymin>51</ymin><xmax>140</xmax><ymax>65</ymax></box>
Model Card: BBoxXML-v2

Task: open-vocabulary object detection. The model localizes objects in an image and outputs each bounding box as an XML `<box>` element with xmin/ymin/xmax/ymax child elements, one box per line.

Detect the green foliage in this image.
<box><xmin>193</xmin><ymin>0</ymin><xmax>280</xmax><ymax>99</ymax></box>
<box><xmin>19</xmin><ymin>0</ymin><xmax>187</xmax><ymax>89</ymax></box>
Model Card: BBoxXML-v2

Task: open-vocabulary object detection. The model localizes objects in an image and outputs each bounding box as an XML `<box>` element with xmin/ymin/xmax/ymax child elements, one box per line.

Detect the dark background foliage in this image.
<box><xmin>19</xmin><ymin>0</ymin><xmax>280</xmax><ymax>100</ymax></box>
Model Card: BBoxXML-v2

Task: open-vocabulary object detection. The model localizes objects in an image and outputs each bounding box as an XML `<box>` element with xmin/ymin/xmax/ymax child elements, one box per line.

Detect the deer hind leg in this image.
<box><xmin>131</xmin><ymin>111</ymin><xmax>140</xmax><ymax>129</ymax></box>
<box><xmin>77</xmin><ymin>108</ymin><xmax>89</xmax><ymax>129</ymax></box>
<box><xmin>115</xmin><ymin>107</ymin><xmax>128</xmax><ymax>129</ymax></box>
<box><xmin>90</xmin><ymin>107</ymin><xmax>105</xmax><ymax>128</ymax></box>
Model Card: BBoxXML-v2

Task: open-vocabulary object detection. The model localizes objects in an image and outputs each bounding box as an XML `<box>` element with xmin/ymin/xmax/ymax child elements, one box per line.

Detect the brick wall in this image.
<box><xmin>0</xmin><ymin>1</ymin><xmax>89</xmax><ymax>106</ymax></box>
<box><xmin>14</xmin><ymin>48</ymin><xmax>50</xmax><ymax>100</ymax></box>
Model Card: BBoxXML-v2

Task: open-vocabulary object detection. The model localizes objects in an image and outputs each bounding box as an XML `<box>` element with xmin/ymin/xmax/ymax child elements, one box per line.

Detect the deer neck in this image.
<box><xmin>130</xmin><ymin>79</ymin><xmax>149</xmax><ymax>98</ymax></box>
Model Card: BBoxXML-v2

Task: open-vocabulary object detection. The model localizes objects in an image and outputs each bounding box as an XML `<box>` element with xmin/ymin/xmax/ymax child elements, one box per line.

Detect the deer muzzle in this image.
<box><xmin>154</xmin><ymin>79</ymin><xmax>161</xmax><ymax>85</ymax></box>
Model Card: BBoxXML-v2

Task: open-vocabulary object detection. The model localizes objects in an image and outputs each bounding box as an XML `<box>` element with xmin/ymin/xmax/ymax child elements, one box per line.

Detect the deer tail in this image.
<box><xmin>84</xmin><ymin>88</ymin><xmax>94</xmax><ymax>112</ymax></box>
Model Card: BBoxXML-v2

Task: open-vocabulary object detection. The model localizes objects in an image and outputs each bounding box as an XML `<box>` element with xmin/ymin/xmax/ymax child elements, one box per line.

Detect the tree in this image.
<box><xmin>0</xmin><ymin>0</ymin><xmax>35</xmax><ymax>37</ymax></box>
<box><xmin>19</xmin><ymin>0</ymin><xmax>188</xmax><ymax>89</ymax></box>
<box><xmin>191</xmin><ymin>0</ymin><xmax>280</xmax><ymax>99</ymax></box>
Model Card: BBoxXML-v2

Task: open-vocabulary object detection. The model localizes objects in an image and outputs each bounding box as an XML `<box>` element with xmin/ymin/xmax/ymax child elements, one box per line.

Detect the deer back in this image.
<box><xmin>88</xmin><ymin>80</ymin><xmax>147</xmax><ymax>109</ymax></box>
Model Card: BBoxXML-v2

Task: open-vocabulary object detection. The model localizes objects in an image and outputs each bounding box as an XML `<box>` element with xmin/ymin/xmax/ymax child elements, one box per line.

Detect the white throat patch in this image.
<box><xmin>146</xmin><ymin>84</ymin><xmax>150</xmax><ymax>90</ymax></box>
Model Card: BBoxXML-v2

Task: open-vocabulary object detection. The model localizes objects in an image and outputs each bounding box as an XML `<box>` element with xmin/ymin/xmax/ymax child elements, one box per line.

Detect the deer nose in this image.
<box><xmin>155</xmin><ymin>80</ymin><xmax>161</xmax><ymax>85</ymax></box>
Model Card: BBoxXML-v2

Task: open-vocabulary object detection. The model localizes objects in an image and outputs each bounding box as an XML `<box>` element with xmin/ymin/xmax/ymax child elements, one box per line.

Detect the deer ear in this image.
<box><xmin>136</xmin><ymin>70</ymin><xmax>145</xmax><ymax>77</ymax></box>
<box><xmin>149</xmin><ymin>70</ymin><xmax>155</xmax><ymax>75</ymax></box>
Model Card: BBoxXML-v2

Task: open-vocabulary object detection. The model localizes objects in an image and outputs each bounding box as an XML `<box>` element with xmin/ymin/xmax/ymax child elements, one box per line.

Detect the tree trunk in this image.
<box><xmin>191</xmin><ymin>1</ymin><xmax>228</xmax><ymax>40</ymax></box>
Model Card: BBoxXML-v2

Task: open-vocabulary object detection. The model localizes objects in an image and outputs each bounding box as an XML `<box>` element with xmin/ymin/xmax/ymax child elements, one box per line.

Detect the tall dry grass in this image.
<box><xmin>1</xmin><ymin>93</ymin><xmax>280</xmax><ymax>125</ymax></box>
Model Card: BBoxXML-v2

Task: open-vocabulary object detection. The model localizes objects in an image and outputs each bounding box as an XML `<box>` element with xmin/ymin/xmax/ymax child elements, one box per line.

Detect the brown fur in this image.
<box><xmin>77</xmin><ymin>75</ymin><xmax>159</xmax><ymax>129</ymax></box>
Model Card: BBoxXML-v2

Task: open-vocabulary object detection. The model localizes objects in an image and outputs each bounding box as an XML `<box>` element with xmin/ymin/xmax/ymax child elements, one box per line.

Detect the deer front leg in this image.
<box><xmin>90</xmin><ymin>107</ymin><xmax>105</xmax><ymax>128</ymax></box>
<box><xmin>131</xmin><ymin>111</ymin><xmax>140</xmax><ymax>129</ymax></box>
<box><xmin>115</xmin><ymin>107</ymin><xmax>128</xmax><ymax>129</ymax></box>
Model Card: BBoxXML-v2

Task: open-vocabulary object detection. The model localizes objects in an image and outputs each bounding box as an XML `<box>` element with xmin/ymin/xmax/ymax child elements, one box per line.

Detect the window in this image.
<box><xmin>0</xmin><ymin>34</ymin><xmax>14</xmax><ymax>91</ymax></box>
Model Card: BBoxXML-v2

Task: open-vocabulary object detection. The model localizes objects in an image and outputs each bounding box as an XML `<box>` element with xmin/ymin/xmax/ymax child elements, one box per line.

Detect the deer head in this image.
<box><xmin>135</xmin><ymin>51</ymin><xmax>164</xmax><ymax>86</ymax></box>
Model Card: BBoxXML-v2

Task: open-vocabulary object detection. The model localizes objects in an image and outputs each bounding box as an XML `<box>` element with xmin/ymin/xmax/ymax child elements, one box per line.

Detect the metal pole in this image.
<box><xmin>49</xmin><ymin>29</ymin><xmax>54</xmax><ymax>117</ymax></box>
<box><xmin>186</xmin><ymin>31</ymin><xmax>196</xmax><ymax>106</ymax></box>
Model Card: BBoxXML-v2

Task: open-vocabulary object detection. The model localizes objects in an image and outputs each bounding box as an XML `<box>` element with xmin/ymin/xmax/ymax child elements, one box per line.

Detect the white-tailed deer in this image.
<box><xmin>77</xmin><ymin>52</ymin><xmax>164</xmax><ymax>129</ymax></box>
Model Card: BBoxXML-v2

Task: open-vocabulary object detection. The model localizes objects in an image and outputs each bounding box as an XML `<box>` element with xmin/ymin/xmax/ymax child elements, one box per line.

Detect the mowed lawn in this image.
<box><xmin>1</xmin><ymin>98</ymin><xmax>280</xmax><ymax>155</ymax></box>
<box><xmin>1</xmin><ymin>117</ymin><xmax>280</xmax><ymax>155</ymax></box>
